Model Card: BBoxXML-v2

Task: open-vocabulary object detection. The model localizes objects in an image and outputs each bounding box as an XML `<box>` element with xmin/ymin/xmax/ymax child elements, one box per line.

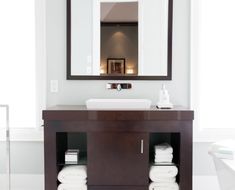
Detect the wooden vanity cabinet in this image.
<box><xmin>43</xmin><ymin>106</ymin><xmax>194</xmax><ymax>190</ymax></box>
<box><xmin>88</xmin><ymin>132</ymin><xmax>149</xmax><ymax>186</ymax></box>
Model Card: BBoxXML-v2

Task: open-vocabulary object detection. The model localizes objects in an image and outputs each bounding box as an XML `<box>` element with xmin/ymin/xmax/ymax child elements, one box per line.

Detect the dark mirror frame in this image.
<box><xmin>66</xmin><ymin>0</ymin><xmax>173</xmax><ymax>80</ymax></box>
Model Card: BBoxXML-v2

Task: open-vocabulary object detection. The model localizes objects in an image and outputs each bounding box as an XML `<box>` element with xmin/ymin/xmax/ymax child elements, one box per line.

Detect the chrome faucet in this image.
<box><xmin>106</xmin><ymin>83</ymin><xmax>132</xmax><ymax>91</ymax></box>
<box><xmin>117</xmin><ymin>84</ymin><xmax>122</xmax><ymax>91</ymax></box>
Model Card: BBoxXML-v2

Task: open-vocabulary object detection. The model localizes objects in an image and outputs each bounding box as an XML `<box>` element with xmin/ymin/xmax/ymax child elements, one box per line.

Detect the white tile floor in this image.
<box><xmin>193</xmin><ymin>176</ymin><xmax>220</xmax><ymax>190</ymax></box>
<box><xmin>0</xmin><ymin>174</ymin><xmax>220</xmax><ymax>190</ymax></box>
<box><xmin>0</xmin><ymin>174</ymin><xmax>44</xmax><ymax>190</ymax></box>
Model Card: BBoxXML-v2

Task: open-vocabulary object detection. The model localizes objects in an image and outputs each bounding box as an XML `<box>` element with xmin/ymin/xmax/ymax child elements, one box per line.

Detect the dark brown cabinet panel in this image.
<box><xmin>88</xmin><ymin>132</ymin><xmax>149</xmax><ymax>186</ymax></box>
<box><xmin>43</xmin><ymin>106</ymin><xmax>194</xmax><ymax>190</ymax></box>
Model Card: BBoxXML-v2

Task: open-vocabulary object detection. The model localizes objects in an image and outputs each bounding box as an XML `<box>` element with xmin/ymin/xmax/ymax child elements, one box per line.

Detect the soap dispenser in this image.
<box><xmin>157</xmin><ymin>84</ymin><xmax>173</xmax><ymax>109</ymax></box>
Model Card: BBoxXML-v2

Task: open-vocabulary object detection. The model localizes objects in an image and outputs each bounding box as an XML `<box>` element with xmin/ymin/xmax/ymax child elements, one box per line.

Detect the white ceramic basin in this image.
<box><xmin>86</xmin><ymin>99</ymin><xmax>152</xmax><ymax>110</ymax></box>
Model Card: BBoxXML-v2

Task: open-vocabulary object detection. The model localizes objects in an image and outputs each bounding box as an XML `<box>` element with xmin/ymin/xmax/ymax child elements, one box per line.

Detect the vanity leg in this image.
<box><xmin>180</xmin><ymin>122</ymin><xmax>193</xmax><ymax>190</ymax></box>
<box><xmin>44</xmin><ymin>122</ymin><xmax>57</xmax><ymax>190</ymax></box>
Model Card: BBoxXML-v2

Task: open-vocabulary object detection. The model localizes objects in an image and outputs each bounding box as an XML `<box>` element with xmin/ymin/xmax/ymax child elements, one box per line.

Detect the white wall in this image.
<box><xmin>46</xmin><ymin>0</ymin><xmax>190</xmax><ymax>107</ymax></box>
<box><xmin>0</xmin><ymin>2</ymin><xmax>220</xmax><ymax>190</ymax></box>
<box><xmin>0</xmin><ymin>0</ymin><xmax>217</xmax><ymax>177</ymax></box>
<box><xmin>45</xmin><ymin>0</ymin><xmax>218</xmax><ymax>177</ymax></box>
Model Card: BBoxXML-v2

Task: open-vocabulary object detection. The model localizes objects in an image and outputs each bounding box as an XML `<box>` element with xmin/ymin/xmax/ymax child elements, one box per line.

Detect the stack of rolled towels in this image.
<box><xmin>149</xmin><ymin>143</ymin><xmax>179</xmax><ymax>190</ymax></box>
<box><xmin>57</xmin><ymin>165</ymin><xmax>87</xmax><ymax>190</ymax></box>
<box><xmin>154</xmin><ymin>143</ymin><xmax>173</xmax><ymax>164</ymax></box>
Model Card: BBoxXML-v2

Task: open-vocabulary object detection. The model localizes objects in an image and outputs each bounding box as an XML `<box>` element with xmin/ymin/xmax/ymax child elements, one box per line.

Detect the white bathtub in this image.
<box><xmin>210</xmin><ymin>140</ymin><xmax>235</xmax><ymax>190</ymax></box>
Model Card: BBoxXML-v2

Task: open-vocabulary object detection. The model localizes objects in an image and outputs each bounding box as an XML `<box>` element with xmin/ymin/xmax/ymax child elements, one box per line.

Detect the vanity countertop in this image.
<box><xmin>43</xmin><ymin>105</ymin><xmax>194</xmax><ymax>121</ymax></box>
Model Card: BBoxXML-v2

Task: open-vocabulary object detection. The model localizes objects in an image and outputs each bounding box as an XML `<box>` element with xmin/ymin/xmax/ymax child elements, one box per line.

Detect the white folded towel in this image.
<box><xmin>155</xmin><ymin>154</ymin><xmax>173</xmax><ymax>158</ymax></box>
<box><xmin>154</xmin><ymin>154</ymin><xmax>173</xmax><ymax>163</ymax></box>
<box><xmin>58</xmin><ymin>165</ymin><xmax>87</xmax><ymax>184</ymax></box>
<box><xmin>155</xmin><ymin>143</ymin><xmax>173</xmax><ymax>154</ymax></box>
<box><xmin>149</xmin><ymin>182</ymin><xmax>179</xmax><ymax>190</ymax></box>
<box><xmin>155</xmin><ymin>153</ymin><xmax>173</xmax><ymax>156</ymax></box>
<box><xmin>154</xmin><ymin>159</ymin><xmax>173</xmax><ymax>163</ymax></box>
<box><xmin>149</xmin><ymin>177</ymin><xmax>176</xmax><ymax>183</ymax></box>
<box><xmin>149</xmin><ymin>165</ymin><xmax>178</xmax><ymax>179</ymax></box>
<box><xmin>58</xmin><ymin>178</ymin><xmax>87</xmax><ymax>185</ymax></box>
<box><xmin>58</xmin><ymin>184</ymin><xmax>87</xmax><ymax>190</ymax></box>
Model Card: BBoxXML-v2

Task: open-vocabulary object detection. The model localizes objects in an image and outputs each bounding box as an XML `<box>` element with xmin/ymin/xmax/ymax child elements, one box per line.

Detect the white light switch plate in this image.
<box><xmin>50</xmin><ymin>80</ymin><xmax>58</xmax><ymax>93</ymax></box>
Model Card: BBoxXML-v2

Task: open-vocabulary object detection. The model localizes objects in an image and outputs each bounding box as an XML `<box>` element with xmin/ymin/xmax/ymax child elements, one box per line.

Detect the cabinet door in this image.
<box><xmin>88</xmin><ymin>132</ymin><xmax>149</xmax><ymax>186</ymax></box>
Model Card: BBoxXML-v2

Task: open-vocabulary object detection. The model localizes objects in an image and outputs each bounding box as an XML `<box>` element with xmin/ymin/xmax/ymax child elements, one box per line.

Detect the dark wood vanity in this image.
<box><xmin>43</xmin><ymin>106</ymin><xmax>193</xmax><ymax>190</ymax></box>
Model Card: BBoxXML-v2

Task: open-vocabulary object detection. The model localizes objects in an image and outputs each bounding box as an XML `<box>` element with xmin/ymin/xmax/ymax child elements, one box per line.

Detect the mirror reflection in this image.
<box><xmin>100</xmin><ymin>2</ymin><xmax>138</xmax><ymax>76</ymax></box>
<box><xmin>68</xmin><ymin>0</ymin><xmax>172</xmax><ymax>80</ymax></box>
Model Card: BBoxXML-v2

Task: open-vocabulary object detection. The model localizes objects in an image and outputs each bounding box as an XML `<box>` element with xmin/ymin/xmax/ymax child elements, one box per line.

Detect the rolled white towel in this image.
<box><xmin>58</xmin><ymin>184</ymin><xmax>87</xmax><ymax>190</ymax></box>
<box><xmin>155</xmin><ymin>154</ymin><xmax>173</xmax><ymax>161</ymax></box>
<box><xmin>149</xmin><ymin>182</ymin><xmax>179</xmax><ymax>190</ymax></box>
<box><xmin>149</xmin><ymin>177</ymin><xmax>176</xmax><ymax>183</ymax></box>
<box><xmin>149</xmin><ymin>165</ymin><xmax>178</xmax><ymax>179</ymax></box>
<box><xmin>154</xmin><ymin>159</ymin><xmax>173</xmax><ymax>163</ymax></box>
<box><xmin>154</xmin><ymin>154</ymin><xmax>173</xmax><ymax>162</ymax></box>
<box><xmin>58</xmin><ymin>165</ymin><xmax>87</xmax><ymax>184</ymax></box>
<box><xmin>155</xmin><ymin>143</ymin><xmax>173</xmax><ymax>154</ymax></box>
<box><xmin>58</xmin><ymin>178</ymin><xmax>87</xmax><ymax>185</ymax></box>
<box><xmin>155</xmin><ymin>153</ymin><xmax>173</xmax><ymax>156</ymax></box>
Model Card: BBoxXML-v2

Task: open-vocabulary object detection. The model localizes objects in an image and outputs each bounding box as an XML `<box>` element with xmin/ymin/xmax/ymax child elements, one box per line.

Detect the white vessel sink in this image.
<box><xmin>86</xmin><ymin>99</ymin><xmax>152</xmax><ymax>110</ymax></box>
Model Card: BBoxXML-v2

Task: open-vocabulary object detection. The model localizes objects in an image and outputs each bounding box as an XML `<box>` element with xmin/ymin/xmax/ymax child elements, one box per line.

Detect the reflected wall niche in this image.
<box><xmin>100</xmin><ymin>22</ymin><xmax>138</xmax><ymax>75</ymax></box>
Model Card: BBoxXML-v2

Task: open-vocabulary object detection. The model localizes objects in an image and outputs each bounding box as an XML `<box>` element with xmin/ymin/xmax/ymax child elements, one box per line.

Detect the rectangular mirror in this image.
<box><xmin>67</xmin><ymin>0</ymin><xmax>173</xmax><ymax>80</ymax></box>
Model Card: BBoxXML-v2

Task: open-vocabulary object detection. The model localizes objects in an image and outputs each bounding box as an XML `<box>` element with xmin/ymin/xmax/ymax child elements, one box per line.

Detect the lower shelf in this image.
<box><xmin>88</xmin><ymin>186</ymin><xmax>148</xmax><ymax>190</ymax></box>
<box><xmin>57</xmin><ymin>156</ymin><xmax>87</xmax><ymax>166</ymax></box>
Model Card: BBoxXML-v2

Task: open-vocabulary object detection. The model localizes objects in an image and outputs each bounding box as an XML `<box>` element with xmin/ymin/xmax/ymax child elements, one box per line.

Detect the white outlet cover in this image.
<box><xmin>50</xmin><ymin>80</ymin><xmax>58</xmax><ymax>93</ymax></box>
